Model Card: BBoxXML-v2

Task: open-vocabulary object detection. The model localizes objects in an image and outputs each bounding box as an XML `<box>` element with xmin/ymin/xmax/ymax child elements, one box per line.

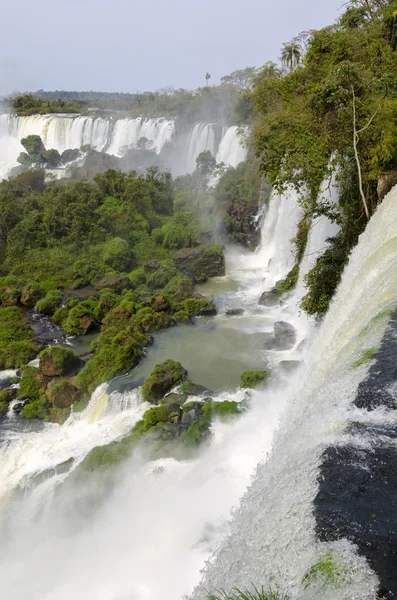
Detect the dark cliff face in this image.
<box><xmin>314</xmin><ymin>311</ymin><xmax>397</xmax><ymax>599</ymax></box>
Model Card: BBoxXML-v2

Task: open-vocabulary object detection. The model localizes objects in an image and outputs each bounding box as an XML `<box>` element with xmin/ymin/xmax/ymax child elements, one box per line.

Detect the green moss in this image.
<box><xmin>278</xmin><ymin>264</ymin><xmax>300</xmax><ymax>295</ymax></box>
<box><xmin>0</xmin><ymin>306</ymin><xmax>33</xmax><ymax>344</ymax></box>
<box><xmin>351</xmin><ymin>348</ymin><xmax>379</xmax><ymax>369</ymax></box>
<box><xmin>45</xmin><ymin>407</ymin><xmax>71</xmax><ymax>424</ymax></box>
<box><xmin>0</xmin><ymin>401</ymin><xmax>8</xmax><ymax>418</ymax></box>
<box><xmin>20</xmin><ymin>395</ymin><xmax>48</xmax><ymax>420</ymax></box>
<box><xmin>240</xmin><ymin>370</ymin><xmax>270</xmax><ymax>389</ymax></box>
<box><xmin>35</xmin><ymin>290</ymin><xmax>62</xmax><ymax>315</ymax></box>
<box><xmin>19</xmin><ymin>367</ymin><xmax>41</xmax><ymax>401</ymax></box>
<box><xmin>39</xmin><ymin>345</ymin><xmax>80</xmax><ymax>374</ymax></box>
<box><xmin>302</xmin><ymin>552</ymin><xmax>353</xmax><ymax>589</ymax></box>
<box><xmin>142</xmin><ymin>359</ymin><xmax>187</xmax><ymax>402</ymax></box>
<box><xmin>173</xmin><ymin>310</ymin><xmax>191</xmax><ymax>323</ymax></box>
<box><xmin>211</xmin><ymin>400</ymin><xmax>240</xmax><ymax>419</ymax></box>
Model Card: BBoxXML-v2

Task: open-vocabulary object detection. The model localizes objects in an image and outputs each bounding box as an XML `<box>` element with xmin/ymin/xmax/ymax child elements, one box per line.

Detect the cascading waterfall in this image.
<box><xmin>192</xmin><ymin>186</ymin><xmax>397</xmax><ymax>599</ymax></box>
<box><xmin>0</xmin><ymin>114</ymin><xmax>248</xmax><ymax>179</ymax></box>
<box><xmin>216</xmin><ymin>125</ymin><xmax>248</xmax><ymax>168</ymax></box>
<box><xmin>186</xmin><ymin>123</ymin><xmax>216</xmax><ymax>172</ymax></box>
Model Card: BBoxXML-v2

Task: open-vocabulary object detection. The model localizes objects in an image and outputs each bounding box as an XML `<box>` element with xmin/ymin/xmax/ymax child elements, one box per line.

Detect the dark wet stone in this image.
<box><xmin>225</xmin><ymin>308</ymin><xmax>245</xmax><ymax>316</ymax></box>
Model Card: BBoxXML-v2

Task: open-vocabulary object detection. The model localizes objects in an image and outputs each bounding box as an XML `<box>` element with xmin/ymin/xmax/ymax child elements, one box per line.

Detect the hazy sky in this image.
<box><xmin>1</xmin><ymin>0</ymin><xmax>343</xmax><ymax>94</ymax></box>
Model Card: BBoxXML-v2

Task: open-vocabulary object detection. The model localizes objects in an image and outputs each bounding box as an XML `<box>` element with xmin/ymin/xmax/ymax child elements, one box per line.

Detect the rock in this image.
<box><xmin>39</xmin><ymin>346</ymin><xmax>84</xmax><ymax>378</ymax></box>
<box><xmin>95</xmin><ymin>276</ymin><xmax>132</xmax><ymax>294</ymax></box>
<box><xmin>47</xmin><ymin>379</ymin><xmax>82</xmax><ymax>409</ymax></box>
<box><xmin>225</xmin><ymin>308</ymin><xmax>245</xmax><ymax>316</ymax></box>
<box><xmin>198</xmin><ymin>303</ymin><xmax>217</xmax><ymax>317</ymax></box>
<box><xmin>180</xmin><ymin>382</ymin><xmax>212</xmax><ymax>396</ymax></box>
<box><xmin>264</xmin><ymin>321</ymin><xmax>297</xmax><ymax>351</ymax></box>
<box><xmin>20</xmin><ymin>285</ymin><xmax>42</xmax><ymax>308</ymax></box>
<box><xmin>278</xmin><ymin>360</ymin><xmax>301</xmax><ymax>373</ymax></box>
<box><xmin>142</xmin><ymin>359</ymin><xmax>188</xmax><ymax>404</ymax></box>
<box><xmin>173</xmin><ymin>245</ymin><xmax>225</xmax><ymax>283</ymax></box>
<box><xmin>144</xmin><ymin>261</ymin><xmax>162</xmax><ymax>274</ymax></box>
<box><xmin>377</xmin><ymin>171</ymin><xmax>397</xmax><ymax>201</ymax></box>
<box><xmin>0</xmin><ymin>388</ymin><xmax>18</xmax><ymax>402</ymax></box>
<box><xmin>151</xmin><ymin>295</ymin><xmax>170</xmax><ymax>313</ymax></box>
<box><xmin>1</xmin><ymin>286</ymin><xmax>21</xmax><ymax>307</ymax></box>
<box><xmin>163</xmin><ymin>393</ymin><xmax>188</xmax><ymax>406</ymax></box>
<box><xmin>73</xmin><ymin>314</ymin><xmax>96</xmax><ymax>336</ymax></box>
<box><xmin>259</xmin><ymin>288</ymin><xmax>281</xmax><ymax>307</ymax></box>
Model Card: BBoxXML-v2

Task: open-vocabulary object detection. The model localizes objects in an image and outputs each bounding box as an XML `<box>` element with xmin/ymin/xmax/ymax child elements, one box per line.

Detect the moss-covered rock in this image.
<box><xmin>0</xmin><ymin>286</ymin><xmax>21</xmax><ymax>306</ymax></box>
<box><xmin>20</xmin><ymin>395</ymin><xmax>48</xmax><ymax>420</ymax></box>
<box><xmin>240</xmin><ymin>370</ymin><xmax>270</xmax><ymax>389</ymax></box>
<box><xmin>20</xmin><ymin>282</ymin><xmax>43</xmax><ymax>308</ymax></box>
<box><xmin>95</xmin><ymin>275</ymin><xmax>132</xmax><ymax>294</ymax></box>
<box><xmin>173</xmin><ymin>245</ymin><xmax>225</xmax><ymax>283</ymax></box>
<box><xmin>142</xmin><ymin>359</ymin><xmax>188</xmax><ymax>404</ymax></box>
<box><xmin>35</xmin><ymin>290</ymin><xmax>62</xmax><ymax>315</ymax></box>
<box><xmin>0</xmin><ymin>307</ymin><xmax>37</xmax><ymax>369</ymax></box>
<box><xmin>39</xmin><ymin>345</ymin><xmax>84</xmax><ymax>378</ymax></box>
<box><xmin>47</xmin><ymin>378</ymin><xmax>82</xmax><ymax>408</ymax></box>
<box><xmin>19</xmin><ymin>366</ymin><xmax>41</xmax><ymax>401</ymax></box>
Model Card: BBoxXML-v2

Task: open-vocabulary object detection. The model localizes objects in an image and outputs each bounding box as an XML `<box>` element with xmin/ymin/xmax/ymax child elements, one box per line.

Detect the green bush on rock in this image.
<box><xmin>142</xmin><ymin>359</ymin><xmax>188</xmax><ymax>403</ymax></box>
<box><xmin>19</xmin><ymin>367</ymin><xmax>41</xmax><ymax>401</ymax></box>
<box><xmin>20</xmin><ymin>396</ymin><xmax>48</xmax><ymax>420</ymax></box>
<box><xmin>36</xmin><ymin>290</ymin><xmax>62</xmax><ymax>315</ymax></box>
<box><xmin>240</xmin><ymin>370</ymin><xmax>270</xmax><ymax>389</ymax></box>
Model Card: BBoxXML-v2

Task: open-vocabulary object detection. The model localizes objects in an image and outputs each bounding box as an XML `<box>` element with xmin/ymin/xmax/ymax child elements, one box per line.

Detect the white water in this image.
<box><xmin>193</xmin><ymin>187</ymin><xmax>397</xmax><ymax>598</ymax></box>
<box><xmin>1</xmin><ymin>180</ymin><xmax>392</xmax><ymax>600</ymax></box>
<box><xmin>216</xmin><ymin>125</ymin><xmax>248</xmax><ymax>168</ymax></box>
<box><xmin>0</xmin><ymin>115</ymin><xmax>248</xmax><ymax>179</ymax></box>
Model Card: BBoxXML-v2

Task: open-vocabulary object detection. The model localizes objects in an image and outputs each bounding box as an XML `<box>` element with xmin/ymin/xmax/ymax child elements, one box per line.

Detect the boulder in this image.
<box><xmin>259</xmin><ymin>288</ymin><xmax>281</xmax><ymax>307</ymax></box>
<box><xmin>0</xmin><ymin>388</ymin><xmax>18</xmax><ymax>403</ymax></box>
<box><xmin>20</xmin><ymin>285</ymin><xmax>42</xmax><ymax>308</ymax></box>
<box><xmin>151</xmin><ymin>295</ymin><xmax>170</xmax><ymax>313</ymax></box>
<box><xmin>73</xmin><ymin>314</ymin><xmax>96</xmax><ymax>336</ymax></box>
<box><xmin>39</xmin><ymin>346</ymin><xmax>84</xmax><ymax>378</ymax></box>
<box><xmin>142</xmin><ymin>359</ymin><xmax>188</xmax><ymax>404</ymax></box>
<box><xmin>96</xmin><ymin>276</ymin><xmax>132</xmax><ymax>294</ymax></box>
<box><xmin>173</xmin><ymin>245</ymin><xmax>225</xmax><ymax>283</ymax></box>
<box><xmin>144</xmin><ymin>261</ymin><xmax>162</xmax><ymax>274</ymax></box>
<box><xmin>377</xmin><ymin>171</ymin><xmax>397</xmax><ymax>201</ymax></box>
<box><xmin>198</xmin><ymin>303</ymin><xmax>217</xmax><ymax>317</ymax></box>
<box><xmin>1</xmin><ymin>286</ymin><xmax>21</xmax><ymax>307</ymax></box>
<box><xmin>264</xmin><ymin>321</ymin><xmax>297</xmax><ymax>351</ymax></box>
<box><xmin>225</xmin><ymin>308</ymin><xmax>245</xmax><ymax>316</ymax></box>
<box><xmin>47</xmin><ymin>379</ymin><xmax>82</xmax><ymax>409</ymax></box>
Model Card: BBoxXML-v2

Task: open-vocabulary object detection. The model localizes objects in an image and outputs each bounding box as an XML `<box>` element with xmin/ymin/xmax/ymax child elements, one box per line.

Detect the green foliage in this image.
<box><xmin>39</xmin><ymin>345</ymin><xmax>80</xmax><ymax>374</ymax></box>
<box><xmin>240</xmin><ymin>370</ymin><xmax>270</xmax><ymax>389</ymax></box>
<box><xmin>351</xmin><ymin>348</ymin><xmax>379</xmax><ymax>368</ymax></box>
<box><xmin>142</xmin><ymin>359</ymin><xmax>187</xmax><ymax>401</ymax></box>
<box><xmin>300</xmin><ymin>234</ymin><xmax>350</xmax><ymax>317</ymax></box>
<box><xmin>102</xmin><ymin>237</ymin><xmax>134</xmax><ymax>272</ymax></box>
<box><xmin>35</xmin><ymin>290</ymin><xmax>62</xmax><ymax>315</ymax></box>
<box><xmin>0</xmin><ymin>307</ymin><xmax>36</xmax><ymax>368</ymax></box>
<box><xmin>20</xmin><ymin>395</ymin><xmax>48</xmax><ymax>419</ymax></box>
<box><xmin>19</xmin><ymin>367</ymin><xmax>41</xmax><ymax>401</ymax></box>
<box><xmin>10</xmin><ymin>94</ymin><xmax>85</xmax><ymax>116</ymax></box>
<box><xmin>0</xmin><ymin>401</ymin><xmax>8</xmax><ymax>418</ymax></box>
<box><xmin>207</xmin><ymin>586</ymin><xmax>289</xmax><ymax>600</ymax></box>
<box><xmin>302</xmin><ymin>552</ymin><xmax>353</xmax><ymax>589</ymax></box>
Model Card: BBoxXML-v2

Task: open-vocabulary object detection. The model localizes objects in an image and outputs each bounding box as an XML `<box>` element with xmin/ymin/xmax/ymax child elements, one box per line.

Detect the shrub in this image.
<box><xmin>240</xmin><ymin>370</ymin><xmax>270</xmax><ymax>389</ymax></box>
<box><xmin>36</xmin><ymin>290</ymin><xmax>62</xmax><ymax>315</ymax></box>
<box><xmin>19</xmin><ymin>367</ymin><xmax>41</xmax><ymax>401</ymax></box>
<box><xmin>20</xmin><ymin>396</ymin><xmax>48</xmax><ymax>419</ymax></box>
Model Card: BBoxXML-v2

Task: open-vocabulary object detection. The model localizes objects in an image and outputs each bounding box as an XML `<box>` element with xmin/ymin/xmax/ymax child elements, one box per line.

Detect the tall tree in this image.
<box><xmin>281</xmin><ymin>43</ymin><xmax>301</xmax><ymax>71</ymax></box>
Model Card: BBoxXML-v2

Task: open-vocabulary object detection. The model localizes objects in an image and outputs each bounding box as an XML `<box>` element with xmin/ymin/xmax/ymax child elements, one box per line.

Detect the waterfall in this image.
<box><xmin>186</xmin><ymin>123</ymin><xmax>216</xmax><ymax>172</ymax></box>
<box><xmin>216</xmin><ymin>125</ymin><xmax>248</xmax><ymax>168</ymax></box>
<box><xmin>192</xmin><ymin>186</ymin><xmax>397</xmax><ymax>599</ymax></box>
<box><xmin>0</xmin><ymin>115</ymin><xmax>249</xmax><ymax>179</ymax></box>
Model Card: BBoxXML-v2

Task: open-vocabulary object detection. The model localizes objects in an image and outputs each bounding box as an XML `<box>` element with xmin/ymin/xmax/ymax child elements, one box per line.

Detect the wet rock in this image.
<box><xmin>144</xmin><ymin>261</ymin><xmax>162</xmax><ymax>274</ymax></box>
<box><xmin>95</xmin><ymin>276</ymin><xmax>132</xmax><ymax>294</ymax></box>
<box><xmin>258</xmin><ymin>288</ymin><xmax>281</xmax><ymax>307</ymax></box>
<box><xmin>264</xmin><ymin>321</ymin><xmax>297</xmax><ymax>351</ymax></box>
<box><xmin>181</xmin><ymin>382</ymin><xmax>212</xmax><ymax>397</ymax></box>
<box><xmin>198</xmin><ymin>303</ymin><xmax>217</xmax><ymax>317</ymax></box>
<box><xmin>378</xmin><ymin>171</ymin><xmax>397</xmax><ymax>201</ymax></box>
<box><xmin>225</xmin><ymin>308</ymin><xmax>245</xmax><ymax>316</ymax></box>
<box><xmin>0</xmin><ymin>388</ymin><xmax>18</xmax><ymax>402</ymax></box>
<box><xmin>173</xmin><ymin>245</ymin><xmax>225</xmax><ymax>283</ymax></box>
<box><xmin>278</xmin><ymin>360</ymin><xmax>301</xmax><ymax>373</ymax></box>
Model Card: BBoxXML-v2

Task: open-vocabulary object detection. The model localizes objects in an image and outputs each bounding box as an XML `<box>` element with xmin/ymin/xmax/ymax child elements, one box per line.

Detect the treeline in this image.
<box><xmin>9</xmin><ymin>94</ymin><xmax>88</xmax><ymax>116</ymax></box>
<box><xmin>244</xmin><ymin>0</ymin><xmax>397</xmax><ymax>315</ymax></box>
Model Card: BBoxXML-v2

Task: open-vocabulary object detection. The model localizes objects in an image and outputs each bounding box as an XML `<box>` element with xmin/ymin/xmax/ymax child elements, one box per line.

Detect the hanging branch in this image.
<box><xmin>351</xmin><ymin>86</ymin><xmax>385</xmax><ymax>220</ymax></box>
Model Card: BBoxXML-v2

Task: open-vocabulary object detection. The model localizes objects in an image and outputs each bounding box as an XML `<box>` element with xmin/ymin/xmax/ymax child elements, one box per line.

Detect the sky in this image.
<box><xmin>1</xmin><ymin>0</ymin><xmax>344</xmax><ymax>94</ymax></box>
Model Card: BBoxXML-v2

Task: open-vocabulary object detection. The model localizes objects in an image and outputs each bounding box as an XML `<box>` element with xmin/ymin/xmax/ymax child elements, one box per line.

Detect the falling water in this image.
<box><xmin>216</xmin><ymin>125</ymin><xmax>248</xmax><ymax>168</ymax></box>
<box><xmin>186</xmin><ymin>123</ymin><xmax>216</xmax><ymax>172</ymax></box>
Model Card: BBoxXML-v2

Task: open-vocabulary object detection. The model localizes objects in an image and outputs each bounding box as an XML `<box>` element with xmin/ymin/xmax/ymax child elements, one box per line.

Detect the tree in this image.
<box><xmin>281</xmin><ymin>42</ymin><xmax>301</xmax><ymax>71</ymax></box>
<box><xmin>220</xmin><ymin>67</ymin><xmax>257</xmax><ymax>88</ymax></box>
<box><xmin>205</xmin><ymin>72</ymin><xmax>211</xmax><ymax>87</ymax></box>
